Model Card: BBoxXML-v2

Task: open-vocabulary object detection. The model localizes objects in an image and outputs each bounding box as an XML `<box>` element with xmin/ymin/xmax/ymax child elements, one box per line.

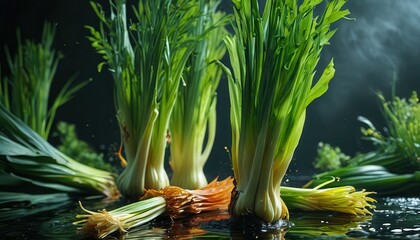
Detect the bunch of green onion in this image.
<box><xmin>0</xmin><ymin>104</ymin><xmax>119</xmax><ymax>198</ymax></box>
<box><xmin>169</xmin><ymin>0</ymin><xmax>229</xmax><ymax>189</ymax></box>
<box><xmin>282</xmin><ymin>178</ymin><xmax>375</xmax><ymax>215</ymax></box>
<box><xmin>219</xmin><ymin>0</ymin><xmax>349</xmax><ymax>223</ymax></box>
<box><xmin>0</xmin><ymin>1</ymin><xmax>381</xmax><ymax>237</ymax></box>
<box><xmin>88</xmin><ymin>0</ymin><xmax>202</xmax><ymax>197</ymax></box>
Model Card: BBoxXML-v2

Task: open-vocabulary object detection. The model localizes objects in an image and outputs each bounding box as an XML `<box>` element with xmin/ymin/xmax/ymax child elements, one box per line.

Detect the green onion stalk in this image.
<box><xmin>74</xmin><ymin>197</ymin><xmax>166</xmax><ymax>239</ymax></box>
<box><xmin>219</xmin><ymin>0</ymin><xmax>349</xmax><ymax>223</ymax></box>
<box><xmin>0</xmin><ymin>22</ymin><xmax>85</xmax><ymax>140</ymax></box>
<box><xmin>169</xmin><ymin>0</ymin><xmax>229</xmax><ymax>189</ymax></box>
<box><xmin>305</xmin><ymin>165</ymin><xmax>420</xmax><ymax>195</ymax></box>
<box><xmin>88</xmin><ymin>0</ymin><xmax>200</xmax><ymax>197</ymax></box>
<box><xmin>0</xmin><ymin>192</ymin><xmax>71</xmax><ymax>222</ymax></box>
<box><xmin>0</xmin><ymin>104</ymin><xmax>120</xmax><ymax>198</ymax></box>
<box><xmin>282</xmin><ymin>178</ymin><xmax>375</xmax><ymax>215</ymax></box>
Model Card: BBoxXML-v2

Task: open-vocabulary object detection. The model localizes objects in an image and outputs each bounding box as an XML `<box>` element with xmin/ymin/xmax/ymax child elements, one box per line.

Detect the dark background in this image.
<box><xmin>1</xmin><ymin>0</ymin><xmax>419</xmax><ymax>181</ymax></box>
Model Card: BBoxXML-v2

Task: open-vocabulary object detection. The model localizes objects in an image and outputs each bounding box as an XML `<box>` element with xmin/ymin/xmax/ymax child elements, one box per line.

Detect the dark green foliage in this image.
<box><xmin>0</xmin><ymin>22</ymin><xmax>86</xmax><ymax>140</ymax></box>
<box><xmin>309</xmin><ymin>92</ymin><xmax>420</xmax><ymax>195</ymax></box>
<box><xmin>54</xmin><ymin>122</ymin><xmax>113</xmax><ymax>172</ymax></box>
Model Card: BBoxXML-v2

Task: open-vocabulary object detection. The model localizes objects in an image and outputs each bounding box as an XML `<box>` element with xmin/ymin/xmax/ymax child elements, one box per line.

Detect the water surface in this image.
<box><xmin>1</xmin><ymin>196</ymin><xmax>419</xmax><ymax>239</ymax></box>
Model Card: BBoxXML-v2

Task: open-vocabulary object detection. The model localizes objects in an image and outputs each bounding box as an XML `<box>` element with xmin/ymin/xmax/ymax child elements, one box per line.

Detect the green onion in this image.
<box><xmin>75</xmin><ymin>177</ymin><xmax>234</xmax><ymax>238</ymax></box>
<box><xmin>281</xmin><ymin>179</ymin><xmax>375</xmax><ymax>215</ymax></box>
<box><xmin>87</xmin><ymin>0</ymin><xmax>201</xmax><ymax>196</ymax></box>
<box><xmin>0</xmin><ymin>192</ymin><xmax>71</xmax><ymax>222</ymax></box>
<box><xmin>305</xmin><ymin>165</ymin><xmax>420</xmax><ymax>195</ymax></box>
<box><xmin>0</xmin><ymin>22</ymin><xmax>86</xmax><ymax>140</ymax></box>
<box><xmin>219</xmin><ymin>0</ymin><xmax>349</xmax><ymax>223</ymax></box>
<box><xmin>74</xmin><ymin>197</ymin><xmax>166</xmax><ymax>238</ymax></box>
<box><xmin>169</xmin><ymin>0</ymin><xmax>229</xmax><ymax>189</ymax></box>
<box><xmin>0</xmin><ymin>104</ymin><xmax>120</xmax><ymax>198</ymax></box>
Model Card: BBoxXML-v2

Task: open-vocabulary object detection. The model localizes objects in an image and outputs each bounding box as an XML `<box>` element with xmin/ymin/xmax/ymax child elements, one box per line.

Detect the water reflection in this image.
<box><xmin>100</xmin><ymin>210</ymin><xmax>364</xmax><ymax>239</ymax></box>
<box><xmin>288</xmin><ymin>213</ymin><xmax>371</xmax><ymax>239</ymax></box>
<box><xmin>1</xmin><ymin>197</ymin><xmax>419</xmax><ymax>239</ymax></box>
<box><xmin>357</xmin><ymin>197</ymin><xmax>420</xmax><ymax>239</ymax></box>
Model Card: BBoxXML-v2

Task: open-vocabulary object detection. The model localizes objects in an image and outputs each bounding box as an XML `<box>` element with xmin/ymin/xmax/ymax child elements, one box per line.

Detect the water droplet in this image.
<box><xmin>346</xmin><ymin>229</ymin><xmax>369</xmax><ymax>237</ymax></box>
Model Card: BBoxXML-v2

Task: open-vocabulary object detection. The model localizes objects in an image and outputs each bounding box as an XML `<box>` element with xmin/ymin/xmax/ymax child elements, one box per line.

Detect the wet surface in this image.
<box><xmin>0</xmin><ymin>196</ymin><xmax>419</xmax><ymax>239</ymax></box>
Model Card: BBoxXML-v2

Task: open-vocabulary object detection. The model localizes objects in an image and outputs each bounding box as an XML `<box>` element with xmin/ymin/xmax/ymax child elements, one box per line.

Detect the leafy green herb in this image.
<box><xmin>54</xmin><ymin>121</ymin><xmax>113</xmax><ymax>172</ymax></box>
<box><xmin>355</xmin><ymin>91</ymin><xmax>420</xmax><ymax>172</ymax></box>
<box><xmin>308</xmin><ymin>92</ymin><xmax>420</xmax><ymax>195</ymax></box>
<box><xmin>314</xmin><ymin>142</ymin><xmax>350</xmax><ymax>171</ymax></box>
